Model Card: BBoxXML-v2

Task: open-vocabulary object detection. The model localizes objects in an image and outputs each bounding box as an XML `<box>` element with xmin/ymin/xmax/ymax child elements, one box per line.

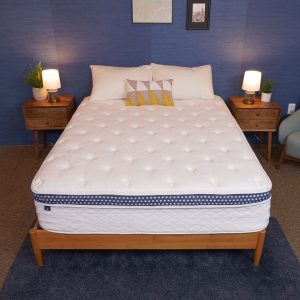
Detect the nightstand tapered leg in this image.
<box><xmin>260</xmin><ymin>132</ymin><xmax>264</xmax><ymax>145</ymax></box>
<box><xmin>34</xmin><ymin>130</ymin><xmax>40</xmax><ymax>159</ymax></box>
<box><xmin>267</xmin><ymin>132</ymin><xmax>272</xmax><ymax>161</ymax></box>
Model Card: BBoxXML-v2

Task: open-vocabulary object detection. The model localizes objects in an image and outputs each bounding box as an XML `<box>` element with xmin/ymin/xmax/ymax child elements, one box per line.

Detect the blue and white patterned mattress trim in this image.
<box><xmin>33</xmin><ymin>191</ymin><xmax>271</xmax><ymax>206</ymax></box>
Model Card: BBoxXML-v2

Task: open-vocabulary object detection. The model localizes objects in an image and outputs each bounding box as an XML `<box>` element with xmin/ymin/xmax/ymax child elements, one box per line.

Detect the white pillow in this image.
<box><xmin>151</xmin><ymin>63</ymin><xmax>214</xmax><ymax>100</ymax></box>
<box><xmin>90</xmin><ymin>65</ymin><xmax>152</xmax><ymax>100</ymax></box>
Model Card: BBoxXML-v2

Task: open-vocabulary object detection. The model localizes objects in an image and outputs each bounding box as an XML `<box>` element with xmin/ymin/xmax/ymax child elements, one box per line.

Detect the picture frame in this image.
<box><xmin>132</xmin><ymin>0</ymin><xmax>173</xmax><ymax>24</ymax></box>
<box><xmin>186</xmin><ymin>0</ymin><xmax>211</xmax><ymax>30</ymax></box>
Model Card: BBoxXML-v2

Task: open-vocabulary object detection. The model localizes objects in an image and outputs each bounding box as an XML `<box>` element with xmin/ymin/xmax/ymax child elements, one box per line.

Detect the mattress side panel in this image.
<box><xmin>35</xmin><ymin>199</ymin><xmax>271</xmax><ymax>234</ymax></box>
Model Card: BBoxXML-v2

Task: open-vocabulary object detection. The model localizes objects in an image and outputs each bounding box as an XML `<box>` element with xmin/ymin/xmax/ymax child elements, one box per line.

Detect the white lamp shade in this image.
<box><xmin>242</xmin><ymin>70</ymin><xmax>262</xmax><ymax>92</ymax></box>
<box><xmin>42</xmin><ymin>69</ymin><xmax>61</xmax><ymax>90</ymax></box>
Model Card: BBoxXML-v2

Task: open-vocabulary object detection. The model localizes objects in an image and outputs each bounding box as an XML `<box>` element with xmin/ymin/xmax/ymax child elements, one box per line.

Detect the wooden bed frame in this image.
<box><xmin>29</xmin><ymin>221</ymin><xmax>266</xmax><ymax>267</ymax></box>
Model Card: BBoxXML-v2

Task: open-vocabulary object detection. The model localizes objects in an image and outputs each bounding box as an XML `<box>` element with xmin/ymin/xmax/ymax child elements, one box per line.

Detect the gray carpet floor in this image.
<box><xmin>0</xmin><ymin>144</ymin><xmax>299</xmax><ymax>289</ymax></box>
<box><xmin>2</xmin><ymin>219</ymin><xmax>300</xmax><ymax>299</ymax></box>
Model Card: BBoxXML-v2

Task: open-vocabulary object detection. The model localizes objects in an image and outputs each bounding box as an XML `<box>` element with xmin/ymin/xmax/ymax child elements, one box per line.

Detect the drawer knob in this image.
<box><xmin>256</xmin><ymin>113</ymin><xmax>260</xmax><ymax>117</ymax></box>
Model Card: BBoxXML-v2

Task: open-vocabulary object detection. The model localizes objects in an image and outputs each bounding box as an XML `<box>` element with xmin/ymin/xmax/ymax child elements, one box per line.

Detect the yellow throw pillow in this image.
<box><xmin>126</xmin><ymin>79</ymin><xmax>174</xmax><ymax>106</ymax></box>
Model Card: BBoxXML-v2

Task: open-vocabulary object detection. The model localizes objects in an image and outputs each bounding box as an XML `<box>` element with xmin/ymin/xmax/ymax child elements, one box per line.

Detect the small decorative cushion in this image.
<box><xmin>126</xmin><ymin>79</ymin><xmax>174</xmax><ymax>106</ymax></box>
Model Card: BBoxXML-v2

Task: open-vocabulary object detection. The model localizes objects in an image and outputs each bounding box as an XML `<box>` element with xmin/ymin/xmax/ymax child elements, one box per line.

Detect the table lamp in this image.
<box><xmin>242</xmin><ymin>70</ymin><xmax>262</xmax><ymax>105</ymax></box>
<box><xmin>42</xmin><ymin>69</ymin><xmax>61</xmax><ymax>102</ymax></box>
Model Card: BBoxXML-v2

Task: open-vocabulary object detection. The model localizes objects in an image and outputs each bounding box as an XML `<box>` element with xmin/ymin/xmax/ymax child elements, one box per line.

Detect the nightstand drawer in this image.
<box><xmin>24</xmin><ymin>107</ymin><xmax>67</xmax><ymax>129</ymax></box>
<box><xmin>238</xmin><ymin>119</ymin><xmax>278</xmax><ymax>131</ymax></box>
<box><xmin>236</xmin><ymin>109</ymin><xmax>278</xmax><ymax>120</ymax></box>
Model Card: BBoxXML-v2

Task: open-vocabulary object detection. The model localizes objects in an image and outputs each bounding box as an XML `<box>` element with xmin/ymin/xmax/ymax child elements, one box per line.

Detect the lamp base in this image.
<box><xmin>47</xmin><ymin>90</ymin><xmax>60</xmax><ymax>103</ymax></box>
<box><xmin>243</xmin><ymin>91</ymin><xmax>256</xmax><ymax>105</ymax></box>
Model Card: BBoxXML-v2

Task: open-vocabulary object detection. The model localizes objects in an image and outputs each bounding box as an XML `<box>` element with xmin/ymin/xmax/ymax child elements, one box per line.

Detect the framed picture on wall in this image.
<box><xmin>186</xmin><ymin>0</ymin><xmax>211</xmax><ymax>30</ymax></box>
<box><xmin>132</xmin><ymin>0</ymin><xmax>172</xmax><ymax>24</ymax></box>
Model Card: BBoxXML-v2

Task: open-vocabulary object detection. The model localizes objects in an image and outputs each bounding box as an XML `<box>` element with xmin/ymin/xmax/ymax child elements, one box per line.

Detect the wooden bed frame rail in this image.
<box><xmin>29</xmin><ymin>221</ymin><xmax>266</xmax><ymax>267</ymax></box>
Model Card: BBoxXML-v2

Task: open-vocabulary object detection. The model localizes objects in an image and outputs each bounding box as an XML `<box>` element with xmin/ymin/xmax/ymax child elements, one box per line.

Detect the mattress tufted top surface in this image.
<box><xmin>32</xmin><ymin>96</ymin><xmax>271</xmax><ymax>197</ymax></box>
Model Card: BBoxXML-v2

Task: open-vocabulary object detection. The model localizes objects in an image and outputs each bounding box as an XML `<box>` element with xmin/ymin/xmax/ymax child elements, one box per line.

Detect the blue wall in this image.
<box><xmin>0</xmin><ymin>0</ymin><xmax>300</xmax><ymax>144</ymax></box>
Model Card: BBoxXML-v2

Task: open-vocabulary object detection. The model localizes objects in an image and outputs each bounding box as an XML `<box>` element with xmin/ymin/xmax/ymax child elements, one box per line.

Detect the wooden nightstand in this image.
<box><xmin>23</xmin><ymin>95</ymin><xmax>75</xmax><ymax>158</ymax></box>
<box><xmin>229</xmin><ymin>96</ymin><xmax>281</xmax><ymax>161</ymax></box>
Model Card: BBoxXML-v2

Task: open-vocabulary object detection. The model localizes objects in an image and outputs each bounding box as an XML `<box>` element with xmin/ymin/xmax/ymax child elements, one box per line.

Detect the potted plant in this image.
<box><xmin>261</xmin><ymin>80</ymin><xmax>276</xmax><ymax>102</ymax></box>
<box><xmin>25</xmin><ymin>62</ymin><xmax>47</xmax><ymax>101</ymax></box>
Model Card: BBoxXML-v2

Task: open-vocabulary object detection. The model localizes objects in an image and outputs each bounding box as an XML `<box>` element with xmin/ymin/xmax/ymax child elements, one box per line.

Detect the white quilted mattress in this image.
<box><xmin>32</xmin><ymin>96</ymin><xmax>271</xmax><ymax>234</ymax></box>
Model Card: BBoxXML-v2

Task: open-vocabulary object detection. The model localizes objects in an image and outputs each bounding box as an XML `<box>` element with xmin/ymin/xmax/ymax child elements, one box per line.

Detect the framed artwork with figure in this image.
<box><xmin>187</xmin><ymin>0</ymin><xmax>211</xmax><ymax>30</ymax></box>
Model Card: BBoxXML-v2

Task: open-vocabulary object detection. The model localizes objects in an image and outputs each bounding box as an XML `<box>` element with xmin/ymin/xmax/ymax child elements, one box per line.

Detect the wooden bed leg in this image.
<box><xmin>29</xmin><ymin>223</ymin><xmax>43</xmax><ymax>267</ymax></box>
<box><xmin>253</xmin><ymin>230</ymin><xmax>266</xmax><ymax>267</ymax></box>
